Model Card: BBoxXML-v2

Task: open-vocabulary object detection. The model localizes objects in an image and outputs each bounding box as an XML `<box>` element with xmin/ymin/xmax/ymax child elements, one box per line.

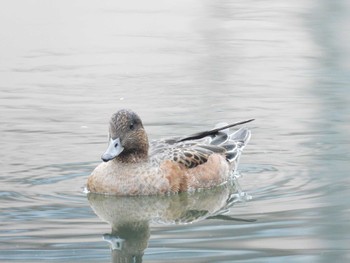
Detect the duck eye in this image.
<box><xmin>129</xmin><ymin>123</ymin><xmax>134</xmax><ymax>130</ymax></box>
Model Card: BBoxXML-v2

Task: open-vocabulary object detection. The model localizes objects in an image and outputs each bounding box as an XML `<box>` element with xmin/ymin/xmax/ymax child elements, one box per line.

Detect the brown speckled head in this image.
<box><xmin>101</xmin><ymin>109</ymin><xmax>149</xmax><ymax>163</ymax></box>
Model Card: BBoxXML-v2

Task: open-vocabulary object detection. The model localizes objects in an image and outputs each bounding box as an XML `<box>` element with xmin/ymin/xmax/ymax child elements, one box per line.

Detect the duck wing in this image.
<box><xmin>150</xmin><ymin>119</ymin><xmax>253</xmax><ymax>169</ymax></box>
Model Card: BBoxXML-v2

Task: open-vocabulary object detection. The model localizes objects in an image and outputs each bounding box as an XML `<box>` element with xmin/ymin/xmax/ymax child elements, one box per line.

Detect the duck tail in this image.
<box><xmin>177</xmin><ymin>119</ymin><xmax>254</xmax><ymax>142</ymax></box>
<box><xmin>209</xmin><ymin>124</ymin><xmax>252</xmax><ymax>164</ymax></box>
<box><xmin>230</xmin><ymin>127</ymin><xmax>251</xmax><ymax>148</ymax></box>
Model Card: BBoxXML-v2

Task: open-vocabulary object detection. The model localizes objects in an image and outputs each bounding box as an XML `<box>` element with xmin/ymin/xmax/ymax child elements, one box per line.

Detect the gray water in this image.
<box><xmin>1</xmin><ymin>0</ymin><xmax>350</xmax><ymax>262</ymax></box>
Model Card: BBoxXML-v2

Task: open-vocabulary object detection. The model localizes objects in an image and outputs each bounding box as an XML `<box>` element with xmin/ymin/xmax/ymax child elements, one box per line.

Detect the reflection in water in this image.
<box><xmin>87</xmin><ymin>180</ymin><xmax>251</xmax><ymax>262</ymax></box>
<box><xmin>104</xmin><ymin>223</ymin><xmax>149</xmax><ymax>263</ymax></box>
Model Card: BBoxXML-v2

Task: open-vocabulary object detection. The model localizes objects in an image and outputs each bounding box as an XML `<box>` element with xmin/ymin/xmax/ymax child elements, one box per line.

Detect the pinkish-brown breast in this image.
<box><xmin>87</xmin><ymin>161</ymin><xmax>171</xmax><ymax>195</ymax></box>
<box><xmin>87</xmin><ymin>153</ymin><xmax>231</xmax><ymax>195</ymax></box>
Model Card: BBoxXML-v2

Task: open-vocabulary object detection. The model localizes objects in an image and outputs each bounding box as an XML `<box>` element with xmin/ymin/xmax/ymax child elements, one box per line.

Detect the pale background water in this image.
<box><xmin>1</xmin><ymin>0</ymin><xmax>350</xmax><ymax>262</ymax></box>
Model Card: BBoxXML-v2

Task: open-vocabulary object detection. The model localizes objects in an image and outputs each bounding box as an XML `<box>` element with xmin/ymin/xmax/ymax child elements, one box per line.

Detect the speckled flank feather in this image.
<box><xmin>87</xmin><ymin>109</ymin><xmax>253</xmax><ymax>195</ymax></box>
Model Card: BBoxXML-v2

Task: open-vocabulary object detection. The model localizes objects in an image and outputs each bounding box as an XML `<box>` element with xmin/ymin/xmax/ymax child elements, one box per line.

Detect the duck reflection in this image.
<box><xmin>87</xmin><ymin>180</ymin><xmax>249</xmax><ymax>263</ymax></box>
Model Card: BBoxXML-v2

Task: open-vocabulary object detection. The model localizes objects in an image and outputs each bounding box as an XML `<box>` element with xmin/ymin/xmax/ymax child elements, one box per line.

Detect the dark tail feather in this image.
<box><xmin>177</xmin><ymin>119</ymin><xmax>254</xmax><ymax>142</ymax></box>
<box><xmin>210</xmin><ymin>132</ymin><xmax>228</xmax><ymax>145</ymax></box>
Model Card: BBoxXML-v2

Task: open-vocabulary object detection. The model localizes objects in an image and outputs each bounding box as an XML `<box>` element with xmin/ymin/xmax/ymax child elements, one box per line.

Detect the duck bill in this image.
<box><xmin>101</xmin><ymin>138</ymin><xmax>124</xmax><ymax>162</ymax></box>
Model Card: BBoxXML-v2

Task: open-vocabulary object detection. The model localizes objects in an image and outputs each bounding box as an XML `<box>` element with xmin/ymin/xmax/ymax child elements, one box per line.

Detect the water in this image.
<box><xmin>1</xmin><ymin>0</ymin><xmax>350</xmax><ymax>262</ymax></box>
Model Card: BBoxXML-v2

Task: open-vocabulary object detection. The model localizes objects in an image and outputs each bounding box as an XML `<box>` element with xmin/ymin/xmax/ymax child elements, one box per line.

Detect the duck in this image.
<box><xmin>87</xmin><ymin>109</ymin><xmax>253</xmax><ymax>195</ymax></box>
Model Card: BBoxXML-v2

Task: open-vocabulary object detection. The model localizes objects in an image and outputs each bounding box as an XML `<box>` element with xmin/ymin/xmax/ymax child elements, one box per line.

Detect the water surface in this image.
<box><xmin>1</xmin><ymin>0</ymin><xmax>350</xmax><ymax>262</ymax></box>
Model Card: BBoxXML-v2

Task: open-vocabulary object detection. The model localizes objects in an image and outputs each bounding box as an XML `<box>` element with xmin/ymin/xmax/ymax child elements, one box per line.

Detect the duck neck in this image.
<box><xmin>114</xmin><ymin>128</ymin><xmax>149</xmax><ymax>164</ymax></box>
<box><xmin>116</xmin><ymin>147</ymin><xmax>149</xmax><ymax>164</ymax></box>
<box><xmin>115</xmin><ymin>151</ymin><xmax>148</xmax><ymax>163</ymax></box>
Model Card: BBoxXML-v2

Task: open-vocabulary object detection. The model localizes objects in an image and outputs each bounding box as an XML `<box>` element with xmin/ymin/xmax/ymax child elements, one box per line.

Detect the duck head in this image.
<box><xmin>101</xmin><ymin>109</ymin><xmax>149</xmax><ymax>163</ymax></box>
